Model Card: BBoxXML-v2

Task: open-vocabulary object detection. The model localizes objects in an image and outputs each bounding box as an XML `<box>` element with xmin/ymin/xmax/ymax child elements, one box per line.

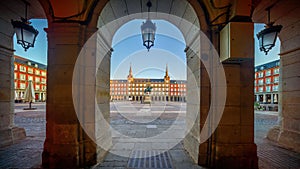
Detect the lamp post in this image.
<box><xmin>256</xmin><ymin>7</ymin><xmax>282</xmax><ymax>55</ymax></box>
<box><xmin>11</xmin><ymin>1</ymin><xmax>39</xmax><ymax>52</ymax></box>
<box><xmin>141</xmin><ymin>0</ymin><xmax>156</xmax><ymax>51</ymax></box>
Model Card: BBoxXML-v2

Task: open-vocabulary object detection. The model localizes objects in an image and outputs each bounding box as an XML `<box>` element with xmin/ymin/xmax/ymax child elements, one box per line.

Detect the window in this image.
<box><xmin>14</xmin><ymin>64</ymin><xmax>18</xmax><ymax>70</ymax></box>
<box><xmin>41</xmin><ymin>71</ymin><xmax>46</xmax><ymax>77</ymax></box>
<box><xmin>14</xmin><ymin>82</ymin><xmax>17</xmax><ymax>89</ymax></box>
<box><xmin>273</xmin><ymin>85</ymin><xmax>279</xmax><ymax>91</ymax></box>
<box><xmin>35</xmin><ymin>85</ymin><xmax>40</xmax><ymax>90</ymax></box>
<box><xmin>28</xmin><ymin>68</ymin><xmax>33</xmax><ymax>74</ymax></box>
<box><xmin>258</xmin><ymin>79</ymin><xmax>264</xmax><ymax>85</ymax></box>
<box><xmin>20</xmin><ymin>74</ymin><xmax>26</xmax><ymax>80</ymax></box>
<box><xmin>41</xmin><ymin>78</ymin><xmax>46</xmax><ymax>84</ymax></box>
<box><xmin>258</xmin><ymin>72</ymin><xmax>264</xmax><ymax>78</ymax></box>
<box><xmin>274</xmin><ymin>68</ymin><xmax>279</xmax><ymax>75</ymax></box>
<box><xmin>266</xmin><ymin>78</ymin><xmax>271</xmax><ymax>84</ymax></box>
<box><xmin>14</xmin><ymin>73</ymin><xmax>17</xmax><ymax>79</ymax></box>
<box><xmin>35</xmin><ymin>77</ymin><xmax>40</xmax><ymax>83</ymax></box>
<box><xmin>274</xmin><ymin>76</ymin><xmax>279</xmax><ymax>83</ymax></box>
<box><xmin>42</xmin><ymin>86</ymin><xmax>46</xmax><ymax>91</ymax></box>
<box><xmin>20</xmin><ymin>83</ymin><xmax>26</xmax><ymax>89</ymax></box>
<box><xmin>266</xmin><ymin>86</ymin><xmax>271</xmax><ymax>92</ymax></box>
<box><xmin>35</xmin><ymin>70</ymin><xmax>40</xmax><ymax>75</ymax></box>
<box><xmin>265</xmin><ymin>70</ymin><xmax>271</xmax><ymax>76</ymax></box>
<box><xmin>259</xmin><ymin>87</ymin><xmax>263</xmax><ymax>92</ymax></box>
<box><xmin>20</xmin><ymin>66</ymin><xmax>26</xmax><ymax>72</ymax></box>
<box><xmin>28</xmin><ymin>76</ymin><xmax>33</xmax><ymax>81</ymax></box>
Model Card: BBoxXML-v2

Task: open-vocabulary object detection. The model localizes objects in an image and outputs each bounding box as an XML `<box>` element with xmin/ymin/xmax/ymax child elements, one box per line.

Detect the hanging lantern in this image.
<box><xmin>256</xmin><ymin>7</ymin><xmax>282</xmax><ymax>55</ymax></box>
<box><xmin>11</xmin><ymin>1</ymin><xmax>39</xmax><ymax>52</ymax></box>
<box><xmin>141</xmin><ymin>0</ymin><xmax>156</xmax><ymax>51</ymax></box>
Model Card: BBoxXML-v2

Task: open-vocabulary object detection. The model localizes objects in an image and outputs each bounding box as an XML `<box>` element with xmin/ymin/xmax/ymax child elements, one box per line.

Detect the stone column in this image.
<box><xmin>270</xmin><ymin>94</ymin><xmax>274</xmax><ymax>104</ymax></box>
<box><xmin>196</xmin><ymin>23</ymin><xmax>258</xmax><ymax>168</ymax></box>
<box><xmin>42</xmin><ymin>23</ymin><xmax>109</xmax><ymax>168</ymax></box>
<box><xmin>0</xmin><ymin>24</ymin><xmax>26</xmax><ymax>147</ymax></box>
<box><xmin>184</xmin><ymin>46</ymin><xmax>201</xmax><ymax>163</ymax></box>
<box><xmin>256</xmin><ymin>95</ymin><xmax>259</xmax><ymax>102</ymax></box>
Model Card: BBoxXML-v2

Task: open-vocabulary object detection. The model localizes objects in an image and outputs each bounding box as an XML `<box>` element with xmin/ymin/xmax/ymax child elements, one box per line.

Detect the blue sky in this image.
<box><xmin>14</xmin><ymin>19</ymin><xmax>280</xmax><ymax>80</ymax></box>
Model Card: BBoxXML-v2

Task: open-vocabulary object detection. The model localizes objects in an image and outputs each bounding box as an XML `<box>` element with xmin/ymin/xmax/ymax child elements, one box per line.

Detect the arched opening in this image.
<box><xmin>252</xmin><ymin>1</ymin><xmax>300</xmax><ymax>168</ymax></box>
<box><xmin>0</xmin><ymin>0</ymin><xmax>48</xmax><ymax>167</ymax></box>
<box><xmin>83</xmin><ymin>0</ymin><xmax>205</xmax><ymax>165</ymax></box>
<box><xmin>107</xmin><ymin>18</ymin><xmax>191</xmax><ymax>167</ymax></box>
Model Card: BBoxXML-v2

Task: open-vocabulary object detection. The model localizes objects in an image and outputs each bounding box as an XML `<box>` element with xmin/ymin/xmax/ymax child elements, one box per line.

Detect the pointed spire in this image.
<box><xmin>128</xmin><ymin>63</ymin><xmax>133</xmax><ymax>80</ymax></box>
<box><xmin>129</xmin><ymin>62</ymin><xmax>132</xmax><ymax>76</ymax></box>
<box><xmin>165</xmin><ymin>64</ymin><xmax>168</xmax><ymax>76</ymax></box>
<box><xmin>164</xmin><ymin>64</ymin><xmax>170</xmax><ymax>82</ymax></box>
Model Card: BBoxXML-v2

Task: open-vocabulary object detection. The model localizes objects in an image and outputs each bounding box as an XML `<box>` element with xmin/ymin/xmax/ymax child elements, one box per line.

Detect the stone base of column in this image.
<box><xmin>184</xmin><ymin>132</ymin><xmax>199</xmax><ymax>163</ymax></box>
<box><xmin>0</xmin><ymin>127</ymin><xmax>26</xmax><ymax>147</ymax></box>
<box><xmin>213</xmin><ymin>143</ymin><xmax>258</xmax><ymax>169</ymax></box>
<box><xmin>42</xmin><ymin>140</ymin><xmax>107</xmax><ymax>168</ymax></box>
<box><xmin>267</xmin><ymin>126</ymin><xmax>300</xmax><ymax>153</ymax></box>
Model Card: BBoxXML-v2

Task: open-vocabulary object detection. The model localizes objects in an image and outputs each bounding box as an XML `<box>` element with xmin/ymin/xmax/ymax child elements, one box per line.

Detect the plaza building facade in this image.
<box><xmin>110</xmin><ymin>65</ymin><xmax>186</xmax><ymax>102</ymax></box>
<box><xmin>14</xmin><ymin>55</ymin><xmax>47</xmax><ymax>102</ymax></box>
<box><xmin>254</xmin><ymin>60</ymin><xmax>280</xmax><ymax>111</ymax></box>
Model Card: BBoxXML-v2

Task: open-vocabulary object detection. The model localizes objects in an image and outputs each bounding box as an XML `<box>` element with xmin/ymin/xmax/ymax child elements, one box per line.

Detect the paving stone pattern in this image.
<box><xmin>0</xmin><ymin>102</ymin><xmax>299</xmax><ymax>169</ymax></box>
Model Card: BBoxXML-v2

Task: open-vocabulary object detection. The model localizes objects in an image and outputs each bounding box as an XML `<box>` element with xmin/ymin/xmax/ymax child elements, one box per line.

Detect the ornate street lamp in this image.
<box><xmin>141</xmin><ymin>0</ymin><xmax>156</xmax><ymax>51</ymax></box>
<box><xmin>11</xmin><ymin>1</ymin><xmax>39</xmax><ymax>52</ymax></box>
<box><xmin>256</xmin><ymin>7</ymin><xmax>282</xmax><ymax>55</ymax></box>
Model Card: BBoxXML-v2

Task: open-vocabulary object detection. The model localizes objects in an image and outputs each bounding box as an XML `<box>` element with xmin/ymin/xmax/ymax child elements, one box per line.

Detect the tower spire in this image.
<box><xmin>165</xmin><ymin>64</ymin><xmax>168</xmax><ymax>76</ymax></box>
<box><xmin>164</xmin><ymin>64</ymin><xmax>170</xmax><ymax>82</ymax></box>
<box><xmin>129</xmin><ymin>63</ymin><xmax>132</xmax><ymax>76</ymax></box>
<box><xmin>127</xmin><ymin>63</ymin><xmax>133</xmax><ymax>81</ymax></box>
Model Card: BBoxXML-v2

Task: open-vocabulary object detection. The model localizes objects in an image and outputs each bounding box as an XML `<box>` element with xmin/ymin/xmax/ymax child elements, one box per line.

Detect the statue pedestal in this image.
<box><xmin>144</xmin><ymin>94</ymin><xmax>151</xmax><ymax>104</ymax></box>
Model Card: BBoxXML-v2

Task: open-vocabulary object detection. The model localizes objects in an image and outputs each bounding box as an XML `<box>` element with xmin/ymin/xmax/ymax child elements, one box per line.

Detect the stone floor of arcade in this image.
<box><xmin>0</xmin><ymin>102</ymin><xmax>299</xmax><ymax>169</ymax></box>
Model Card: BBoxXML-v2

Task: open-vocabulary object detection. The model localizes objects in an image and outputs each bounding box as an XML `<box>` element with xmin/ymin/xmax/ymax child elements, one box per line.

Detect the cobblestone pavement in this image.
<box><xmin>0</xmin><ymin>102</ymin><xmax>299</xmax><ymax>168</ymax></box>
<box><xmin>255</xmin><ymin>111</ymin><xmax>300</xmax><ymax>169</ymax></box>
<box><xmin>0</xmin><ymin>103</ymin><xmax>45</xmax><ymax>169</ymax></box>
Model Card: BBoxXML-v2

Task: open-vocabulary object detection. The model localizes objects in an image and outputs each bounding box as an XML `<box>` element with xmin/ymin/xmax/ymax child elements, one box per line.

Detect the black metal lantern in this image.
<box><xmin>11</xmin><ymin>1</ymin><xmax>38</xmax><ymax>52</ymax></box>
<box><xmin>141</xmin><ymin>0</ymin><xmax>156</xmax><ymax>51</ymax></box>
<box><xmin>256</xmin><ymin>7</ymin><xmax>282</xmax><ymax>55</ymax></box>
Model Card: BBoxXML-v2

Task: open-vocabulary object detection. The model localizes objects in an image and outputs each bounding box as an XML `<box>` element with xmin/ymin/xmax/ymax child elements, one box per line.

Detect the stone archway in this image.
<box><xmin>252</xmin><ymin>0</ymin><xmax>300</xmax><ymax>154</ymax></box>
<box><xmin>27</xmin><ymin>0</ymin><xmax>260</xmax><ymax>168</ymax></box>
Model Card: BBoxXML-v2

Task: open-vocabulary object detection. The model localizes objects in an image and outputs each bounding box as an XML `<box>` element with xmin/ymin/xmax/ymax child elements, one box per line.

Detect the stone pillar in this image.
<box><xmin>0</xmin><ymin>24</ymin><xmax>26</xmax><ymax>147</ymax></box>
<box><xmin>42</xmin><ymin>23</ymin><xmax>109</xmax><ymax>168</ymax></box>
<box><xmin>211</xmin><ymin>62</ymin><xmax>258</xmax><ymax>169</ymax></box>
<box><xmin>184</xmin><ymin>46</ymin><xmax>201</xmax><ymax>163</ymax></box>
<box><xmin>265</xmin><ymin>1</ymin><xmax>300</xmax><ymax>152</ymax></box>
<box><xmin>196</xmin><ymin>23</ymin><xmax>258</xmax><ymax>168</ymax></box>
<box><xmin>256</xmin><ymin>95</ymin><xmax>259</xmax><ymax>102</ymax></box>
<box><xmin>270</xmin><ymin>93</ymin><xmax>274</xmax><ymax>104</ymax></box>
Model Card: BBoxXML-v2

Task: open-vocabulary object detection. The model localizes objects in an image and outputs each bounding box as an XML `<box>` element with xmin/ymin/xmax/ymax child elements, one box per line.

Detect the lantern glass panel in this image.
<box><xmin>14</xmin><ymin>27</ymin><xmax>23</xmax><ymax>42</ymax></box>
<box><xmin>263</xmin><ymin>31</ymin><xmax>277</xmax><ymax>47</ymax></box>
<box><xmin>23</xmin><ymin>28</ymin><xmax>36</xmax><ymax>45</ymax></box>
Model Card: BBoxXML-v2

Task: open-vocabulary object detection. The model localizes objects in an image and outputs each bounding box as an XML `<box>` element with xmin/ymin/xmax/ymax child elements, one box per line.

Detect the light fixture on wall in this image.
<box><xmin>11</xmin><ymin>0</ymin><xmax>39</xmax><ymax>52</ymax></box>
<box><xmin>256</xmin><ymin>6</ymin><xmax>282</xmax><ymax>55</ymax></box>
<box><xmin>141</xmin><ymin>0</ymin><xmax>156</xmax><ymax>51</ymax></box>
